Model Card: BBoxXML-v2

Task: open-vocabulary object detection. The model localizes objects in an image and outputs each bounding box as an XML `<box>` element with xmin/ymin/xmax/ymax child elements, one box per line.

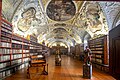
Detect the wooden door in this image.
<box><xmin>109</xmin><ymin>24</ymin><xmax>120</xmax><ymax>79</ymax></box>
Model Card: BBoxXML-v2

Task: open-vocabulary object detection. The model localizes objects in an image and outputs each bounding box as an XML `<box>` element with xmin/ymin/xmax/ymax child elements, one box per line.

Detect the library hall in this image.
<box><xmin>0</xmin><ymin>0</ymin><xmax>120</xmax><ymax>80</ymax></box>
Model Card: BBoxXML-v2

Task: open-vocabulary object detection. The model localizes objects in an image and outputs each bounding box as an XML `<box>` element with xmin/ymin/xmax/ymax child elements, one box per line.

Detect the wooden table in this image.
<box><xmin>29</xmin><ymin>60</ymin><xmax>48</xmax><ymax>75</ymax></box>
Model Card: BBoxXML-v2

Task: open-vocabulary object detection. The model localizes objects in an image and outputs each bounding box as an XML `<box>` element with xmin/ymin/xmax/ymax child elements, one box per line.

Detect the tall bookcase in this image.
<box><xmin>12</xmin><ymin>34</ymin><xmax>22</xmax><ymax>66</ymax></box>
<box><xmin>29</xmin><ymin>35</ymin><xmax>39</xmax><ymax>56</ymax></box>
<box><xmin>0</xmin><ymin>27</ymin><xmax>50</xmax><ymax>79</ymax></box>
<box><xmin>12</xmin><ymin>34</ymin><xmax>30</xmax><ymax>68</ymax></box>
<box><xmin>29</xmin><ymin>35</ymin><xmax>49</xmax><ymax>56</ymax></box>
<box><xmin>0</xmin><ymin>1</ymin><xmax>50</xmax><ymax>78</ymax></box>
<box><xmin>88</xmin><ymin>35</ymin><xmax>109</xmax><ymax>72</ymax></box>
<box><xmin>0</xmin><ymin>18</ymin><xmax>13</xmax><ymax>78</ymax></box>
<box><xmin>22</xmin><ymin>38</ymin><xmax>30</xmax><ymax>64</ymax></box>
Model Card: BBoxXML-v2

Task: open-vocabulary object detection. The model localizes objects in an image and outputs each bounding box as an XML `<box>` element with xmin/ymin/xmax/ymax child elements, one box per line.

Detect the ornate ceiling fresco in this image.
<box><xmin>2</xmin><ymin>0</ymin><xmax>120</xmax><ymax>48</ymax></box>
<box><xmin>2</xmin><ymin>0</ymin><xmax>22</xmax><ymax>21</ymax></box>
<box><xmin>74</xmin><ymin>1</ymin><xmax>109</xmax><ymax>38</ymax></box>
<box><xmin>46</xmin><ymin>0</ymin><xmax>76</xmax><ymax>21</ymax></box>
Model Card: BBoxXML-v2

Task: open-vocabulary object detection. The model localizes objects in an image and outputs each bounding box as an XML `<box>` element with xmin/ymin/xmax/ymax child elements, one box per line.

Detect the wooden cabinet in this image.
<box><xmin>109</xmin><ymin>24</ymin><xmax>120</xmax><ymax>79</ymax></box>
<box><xmin>88</xmin><ymin>35</ymin><xmax>109</xmax><ymax>72</ymax></box>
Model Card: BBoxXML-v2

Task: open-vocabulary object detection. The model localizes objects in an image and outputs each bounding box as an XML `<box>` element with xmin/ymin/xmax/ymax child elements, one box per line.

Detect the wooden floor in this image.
<box><xmin>5</xmin><ymin>55</ymin><xmax>115</xmax><ymax>80</ymax></box>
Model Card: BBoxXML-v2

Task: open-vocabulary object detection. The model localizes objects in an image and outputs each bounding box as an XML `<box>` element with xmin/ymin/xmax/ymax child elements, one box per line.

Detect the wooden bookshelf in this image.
<box><xmin>70</xmin><ymin>44</ymin><xmax>84</xmax><ymax>60</ymax></box>
<box><xmin>0</xmin><ymin>1</ymin><xmax>50</xmax><ymax>78</ymax></box>
<box><xmin>0</xmin><ymin>18</ymin><xmax>13</xmax><ymax>78</ymax></box>
<box><xmin>75</xmin><ymin>44</ymin><xmax>80</xmax><ymax>58</ymax></box>
<box><xmin>88</xmin><ymin>35</ymin><xmax>109</xmax><ymax>72</ymax></box>
<box><xmin>22</xmin><ymin>38</ymin><xmax>30</xmax><ymax>64</ymax></box>
<box><xmin>29</xmin><ymin>35</ymin><xmax>39</xmax><ymax>56</ymax></box>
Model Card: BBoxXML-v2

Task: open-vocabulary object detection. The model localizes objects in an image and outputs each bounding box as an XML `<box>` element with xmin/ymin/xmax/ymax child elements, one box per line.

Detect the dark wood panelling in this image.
<box><xmin>109</xmin><ymin>24</ymin><xmax>120</xmax><ymax>79</ymax></box>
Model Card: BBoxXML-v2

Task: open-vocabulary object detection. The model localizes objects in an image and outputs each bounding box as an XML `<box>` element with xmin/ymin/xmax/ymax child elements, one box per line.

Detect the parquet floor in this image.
<box><xmin>5</xmin><ymin>55</ymin><xmax>115</xmax><ymax>80</ymax></box>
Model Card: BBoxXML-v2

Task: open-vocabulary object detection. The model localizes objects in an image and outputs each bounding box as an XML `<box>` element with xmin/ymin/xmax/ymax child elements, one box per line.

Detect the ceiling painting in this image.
<box><xmin>46</xmin><ymin>0</ymin><xmax>76</xmax><ymax>21</ymax></box>
<box><xmin>2</xmin><ymin>0</ymin><xmax>114</xmax><ymax>47</ymax></box>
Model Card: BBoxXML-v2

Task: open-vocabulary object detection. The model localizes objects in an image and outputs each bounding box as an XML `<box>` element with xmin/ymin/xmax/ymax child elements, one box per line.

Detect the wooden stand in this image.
<box><xmin>83</xmin><ymin>64</ymin><xmax>92</xmax><ymax>79</ymax></box>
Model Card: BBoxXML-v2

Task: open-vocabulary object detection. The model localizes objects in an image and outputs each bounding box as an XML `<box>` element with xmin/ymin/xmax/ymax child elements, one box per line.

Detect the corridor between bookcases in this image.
<box><xmin>5</xmin><ymin>55</ymin><xmax>115</xmax><ymax>80</ymax></box>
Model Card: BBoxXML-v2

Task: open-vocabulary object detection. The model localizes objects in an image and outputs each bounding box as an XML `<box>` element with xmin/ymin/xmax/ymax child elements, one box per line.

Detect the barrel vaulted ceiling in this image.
<box><xmin>2</xmin><ymin>0</ymin><xmax>119</xmax><ymax>48</ymax></box>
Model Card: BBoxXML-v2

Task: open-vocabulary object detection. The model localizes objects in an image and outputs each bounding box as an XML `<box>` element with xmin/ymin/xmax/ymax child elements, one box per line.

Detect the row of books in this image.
<box><xmin>1</xmin><ymin>21</ymin><xmax>12</xmax><ymax>30</ymax></box>
<box><xmin>23</xmin><ymin>58</ymin><xmax>29</xmax><ymax>62</ymax></box>
<box><xmin>0</xmin><ymin>55</ymin><xmax>10</xmax><ymax>61</ymax></box>
<box><xmin>23</xmin><ymin>45</ymin><xmax>29</xmax><ymax>49</ymax></box>
<box><xmin>1</xmin><ymin>36</ymin><xmax>11</xmax><ymax>42</ymax></box>
<box><xmin>0</xmin><ymin>62</ymin><xmax>10</xmax><ymax>69</ymax></box>
<box><xmin>12</xmin><ymin>40</ymin><xmax>22</xmax><ymax>44</ymax></box>
<box><xmin>23</xmin><ymin>50</ymin><xmax>29</xmax><ymax>53</ymax></box>
<box><xmin>92</xmin><ymin>54</ymin><xmax>103</xmax><ymax>58</ymax></box>
<box><xmin>0</xmin><ymin>62</ymin><xmax>10</xmax><ymax>68</ymax></box>
<box><xmin>12</xmin><ymin>35</ymin><xmax>22</xmax><ymax>41</ymax></box>
<box><xmin>29</xmin><ymin>53</ymin><xmax>38</xmax><ymax>56</ymax></box>
<box><xmin>30</xmin><ymin>47</ymin><xmax>42</xmax><ymax>49</ymax></box>
<box><xmin>22</xmin><ymin>39</ymin><xmax>29</xmax><ymax>43</ymax></box>
<box><xmin>0</xmin><ymin>49</ymin><xmax>11</xmax><ymax>54</ymax></box>
<box><xmin>11</xmin><ymin>59</ymin><xmax>22</xmax><ymax>65</ymax></box>
<box><xmin>0</xmin><ymin>42</ymin><xmax>11</xmax><ymax>47</ymax></box>
<box><xmin>12</xmin><ymin>50</ymin><xmax>22</xmax><ymax>53</ymax></box>
<box><xmin>23</xmin><ymin>54</ymin><xmax>29</xmax><ymax>57</ymax></box>
<box><xmin>23</xmin><ymin>43</ymin><xmax>29</xmax><ymax>45</ymax></box>
<box><xmin>12</xmin><ymin>43</ymin><xmax>22</xmax><ymax>49</ymax></box>
<box><xmin>12</xmin><ymin>54</ymin><xmax>22</xmax><ymax>59</ymax></box>
<box><xmin>1</xmin><ymin>27</ymin><xmax>12</xmax><ymax>34</ymax></box>
<box><xmin>96</xmin><ymin>59</ymin><xmax>103</xmax><ymax>64</ymax></box>
<box><xmin>1</xmin><ymin>30</ymin><xmax>12</xmax><ymax>37</ymax></box>
<box><xmin>30</xmin><ymin>49</ymin><xmax>37</xmax><ymax>53</ymax></box>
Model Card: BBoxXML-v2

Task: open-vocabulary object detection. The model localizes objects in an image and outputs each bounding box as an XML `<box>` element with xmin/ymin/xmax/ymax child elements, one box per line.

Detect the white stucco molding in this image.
<box><xmin>99</xmin><ymin>1</ymin><xmax>120</xmax><ymax>30</ymax></box>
